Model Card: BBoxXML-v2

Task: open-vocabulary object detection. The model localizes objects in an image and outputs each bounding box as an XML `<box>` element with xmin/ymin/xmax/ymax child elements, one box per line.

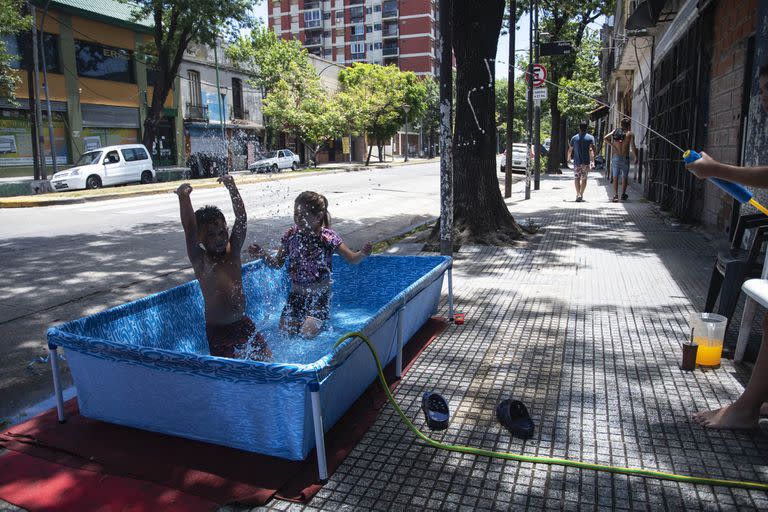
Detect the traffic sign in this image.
<box><xmin>531</xmin><ymin>64</ymin><xmax>546</xmax><ymax>87</ymax></box>
<box><xmin>540</xmin><ymin>41</ymin><xmax>574</xmax><ymax>57</ymax></box>
<box><xmin>533</xmin><ymin>87</ymin><xmax>547</xmax><ymax>101</ymax></box>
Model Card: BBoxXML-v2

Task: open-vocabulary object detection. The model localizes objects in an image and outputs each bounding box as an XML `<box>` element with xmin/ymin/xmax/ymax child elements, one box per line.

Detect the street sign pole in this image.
<box><xmin>525</xmin><ymin>0</ymin><xmax>532</xmax><ymax>201</ymax></box>
<box><xmin>533</xmin><ymin>0</ymin><xmax>541</xmax><ymax>190</ymax></box>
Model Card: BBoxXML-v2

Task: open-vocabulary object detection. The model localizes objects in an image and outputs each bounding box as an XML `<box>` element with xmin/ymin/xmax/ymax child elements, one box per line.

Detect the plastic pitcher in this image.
<box><xmin>689</xmin><ymin>313</ymin><xmax>728</xmax><ymax>368</ymax></box>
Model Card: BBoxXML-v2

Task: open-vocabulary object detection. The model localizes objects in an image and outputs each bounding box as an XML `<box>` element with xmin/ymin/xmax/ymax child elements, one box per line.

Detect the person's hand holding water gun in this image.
<box><xmin>685</xmin><ymin>151</ymin><xmax>768</xmax><ymax>188</ymax></box>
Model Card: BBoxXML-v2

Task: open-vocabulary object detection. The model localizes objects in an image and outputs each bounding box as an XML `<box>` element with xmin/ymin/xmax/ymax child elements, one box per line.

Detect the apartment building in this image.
<box><xmin>268</xmin><ymin>0</ymin><xmax>439</xmax><ymax>77</ymax></box>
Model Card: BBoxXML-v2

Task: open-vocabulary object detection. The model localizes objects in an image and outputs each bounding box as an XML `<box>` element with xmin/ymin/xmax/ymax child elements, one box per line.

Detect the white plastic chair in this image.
<box><xmin>734</xmin><ymin>249</ymin><xmax>768</xmax><ymax>361</ymax></box>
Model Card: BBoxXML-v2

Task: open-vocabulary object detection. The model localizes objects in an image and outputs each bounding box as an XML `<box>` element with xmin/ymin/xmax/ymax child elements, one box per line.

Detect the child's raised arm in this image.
<box><xmin>219</xmin><ymin>175</ymin><xmax>247</xmax><ymax>252</ymax></box>
<box><xmin>337</xmin><ymin>241</ymin><xmax>372</xmax><ymax>265</ymax></box>
<box><xmin>175</xmin><ymin>183</ymin><xmax>203</xmax><ymax>264</ymax></box>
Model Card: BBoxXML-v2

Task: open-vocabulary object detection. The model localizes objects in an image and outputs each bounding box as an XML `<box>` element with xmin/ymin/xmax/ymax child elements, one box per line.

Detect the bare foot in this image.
<box><xmin>692</xmin><ymin>405</ymin><xmax>759</xmax><ymax>430</ymax></box>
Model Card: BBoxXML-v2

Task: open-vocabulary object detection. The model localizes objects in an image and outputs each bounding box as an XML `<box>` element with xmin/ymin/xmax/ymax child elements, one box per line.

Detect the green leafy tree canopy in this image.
<box><xmin>0</xmin><ymin>0</ymin><xmax>31</xmax><ymax>102</ymax></box>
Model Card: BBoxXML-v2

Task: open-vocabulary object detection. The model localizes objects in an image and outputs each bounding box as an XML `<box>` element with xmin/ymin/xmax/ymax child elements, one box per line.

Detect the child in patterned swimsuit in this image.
<box><xmin>249</xmin><ymin>191</ymin><xmax>372</xmax><ymax>338</ymax></box>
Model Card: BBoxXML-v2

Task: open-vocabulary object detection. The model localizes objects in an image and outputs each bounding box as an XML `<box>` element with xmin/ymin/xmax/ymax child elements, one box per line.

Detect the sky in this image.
<box><xmin>251</xmin><ymin>4</ymin><xmax>600</xmax><ymax>81</ymax></box>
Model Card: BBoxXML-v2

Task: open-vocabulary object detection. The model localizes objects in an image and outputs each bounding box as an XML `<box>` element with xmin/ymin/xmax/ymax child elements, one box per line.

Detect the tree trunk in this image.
<box><xmin>366</xmin><ymin>143</ymin><xmax>373</xmax><ymax>165</ymax></box>
<box><xmin>447</xmin><ymin>0</ymin><xmax>523</xmax><ymax>245</ymax></box>
<box><xmin>547</xmin><ymin>83</ymin><xmax>562</xmax><ymax>174</ymax></box>
<box><xmin>377</xmin><ymin>140</ymin><xmax>383</xmax><ymax>162</ymax></box>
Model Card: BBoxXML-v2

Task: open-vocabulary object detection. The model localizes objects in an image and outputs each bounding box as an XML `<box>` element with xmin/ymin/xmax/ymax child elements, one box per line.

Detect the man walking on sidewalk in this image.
<box><xmin>567</xmin><ymin>121</ymin><xmax>596</xmax><ymax>202</ymax></box>
<box><xmin>604</xmin><ymin>118</ymin><xmax>638</xmax><ymax>202</ymax></box>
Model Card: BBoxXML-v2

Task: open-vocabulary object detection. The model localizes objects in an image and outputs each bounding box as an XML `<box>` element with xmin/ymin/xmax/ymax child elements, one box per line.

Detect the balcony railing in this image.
<box><xmin>382</xmin><ymin>45</ymin><xmax>399</xmax><ymax>56</ymax></box>
<box><xmin>304</xmin><ymin>1</ymin><xmax>320</xmax><ymax>9</ymax></box>
<box><xmin>230</xmin><ymin>107</ymin><xmax>249</xmax><ymax>121</ymax></box>
<box><xmin>382</xmin><ymin>2</ymin><xmax>398</xmax><ymax>18</ymax></box>
<box><xmin>382</xmin><ymin>26</ymin><xmax>399</xmax><ymax>38</ymax></box>
<box><xmin>305</xmin><ymin>36</ymin><xmax>323</xmax><ymax>47</ymax></box>
<box><xmin>185</xmin><ymin>103</ymin><xmax>208</xmax><ymax>121</ymax></box>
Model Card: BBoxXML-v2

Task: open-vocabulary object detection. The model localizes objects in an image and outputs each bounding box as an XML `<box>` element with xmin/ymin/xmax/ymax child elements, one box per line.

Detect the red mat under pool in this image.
<box><xmin>0</xmin><ymin>317</ymin><xmax>449</xmax><ymax>511</ymax></box>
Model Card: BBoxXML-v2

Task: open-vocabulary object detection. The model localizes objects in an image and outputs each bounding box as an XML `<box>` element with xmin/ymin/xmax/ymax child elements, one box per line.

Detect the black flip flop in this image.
<box><xmin>422</xmin><ymin>391</ymin><xmax>450</xmax><ymax>430</ymax></box>
<box><xmin>496</xmin><ymin>399</ymin><xmax>534</xmax><ymax>439</ymax></box>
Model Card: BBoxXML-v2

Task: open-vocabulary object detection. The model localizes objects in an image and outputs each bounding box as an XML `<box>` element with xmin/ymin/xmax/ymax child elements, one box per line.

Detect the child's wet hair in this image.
<box><xmin>195</xmin><ymin>205</ymin><xmax>225</xmax><ymax>228</ymax></box>
<box><xmin>295</xmin><ymin>191</ymin><xmax>331</xmax><ymax>228</ymax></box>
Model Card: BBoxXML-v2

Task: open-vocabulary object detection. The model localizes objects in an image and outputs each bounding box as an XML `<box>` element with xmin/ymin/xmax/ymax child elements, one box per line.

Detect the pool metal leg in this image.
<box><xmin>396</xmin><ymin>306</ymin><xmax>405</xmax><ymax>378</ymax></box>
<box><xmin>48</xmin><ymin>344</ymin><xmax>66</xmax><ymax>423</ymax></box>
<box><xmin>447</xmin><ymin>265</ymin><xmax>455</xmax><ymax>321</ymax></box>
<box><xmin>309</xmin><ymin>382</ymin><xmax>328</xmax><ymax>482</ymax></box>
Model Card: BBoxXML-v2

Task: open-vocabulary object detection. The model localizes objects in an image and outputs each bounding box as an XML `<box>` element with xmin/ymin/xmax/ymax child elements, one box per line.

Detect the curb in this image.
<box><xmin>0</xmin><ymin>160</ymin><xmax>435</xmax><ymax>208</ymax></box>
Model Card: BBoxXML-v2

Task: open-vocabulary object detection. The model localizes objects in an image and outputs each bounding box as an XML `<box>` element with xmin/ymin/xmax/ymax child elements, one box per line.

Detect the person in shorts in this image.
<box><xmin>604</xmin><ymin>118</ymin><xmax>638</xmax><ymax>202</ymax></box>
<box><xmin>567</xmin><ymin>121</ymin><xmax>596</xmax><ymax>202</ymax></box>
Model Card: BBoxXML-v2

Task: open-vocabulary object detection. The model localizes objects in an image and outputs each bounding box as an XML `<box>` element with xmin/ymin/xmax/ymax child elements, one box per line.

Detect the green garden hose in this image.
<box><xmin>334</xmin><ymin>332</ymin><xmax>768</xmax><ymax>492</ymax></box>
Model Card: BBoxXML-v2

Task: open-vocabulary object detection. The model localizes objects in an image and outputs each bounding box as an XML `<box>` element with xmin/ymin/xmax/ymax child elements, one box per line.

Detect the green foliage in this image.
<box><xmin>338</xmin><ymin>63</ymin><xmax>427</xmax><ymax>155</ymax></box>
<box><xmin>556</xmin><ymin>29</ymin><xmax>601</xmax><ymax>122</ymax></box>
<box><xmin>0</xmin><ymin>0</ymin><xmax>30</xmax><ymax>102</ymax></box>
<box><xmin>262</xmin><ymin>77</ymin><xmax>346</xmax><ymax>166</ymax></box>
<box><xmin>226</xmin><ymin>27</ymin><xmax>309</xmax><ymax>94</ymax></box>
<box><xmin>420</xmin><ymin>77</ymin><xmax>439</xmax><ymax>133</ymax></box>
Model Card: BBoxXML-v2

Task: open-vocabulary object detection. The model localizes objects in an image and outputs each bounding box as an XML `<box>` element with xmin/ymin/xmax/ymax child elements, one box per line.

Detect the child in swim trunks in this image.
<box><xmin>175</xmin><ymin>176</ymin><xmax>271</xmax><ymax>360</ymax></box>
<box><xmin>249</xmin><ymin>191</ymin><xmax>372</xmax><ymax>338</ymax></box>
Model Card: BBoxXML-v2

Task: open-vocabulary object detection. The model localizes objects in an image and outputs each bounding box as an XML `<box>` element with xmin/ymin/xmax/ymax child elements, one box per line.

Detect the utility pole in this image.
<box><xmin>403</xmin><ymin>104</ymin><xmax>411</xmax><ymax>162</ymax></box>
<box><xmin>438</xmin><ymin>0</ymin><xmax>453</xmax><ymax>257</ymax></box>
<box><xmin>30</xmin><ymin>4</ymin><xmax>45</xmax><ymax>180</ymax></box>
<box><xmin>40</xmin><ymin>0</ymin><xmax>57</xmax><ymax>177</ymax></box>
<box><xmin>525</xmin><ymin>0</ymin><xmax>533</xmax><ymax>200</ymax></box>
<box><xmin>504</xmin><ymin>0</ymin><xmax>515</xmax><ymax>198</ymax></box>
<box><xmin>533</xmin><ymin>0</ymin><xmax>541</xmax><ymax>190</ymax></box>
<box><xmin>213</xmin><ymin>40</ymin><xmax>227</xmax><ymax>171</ymax></box>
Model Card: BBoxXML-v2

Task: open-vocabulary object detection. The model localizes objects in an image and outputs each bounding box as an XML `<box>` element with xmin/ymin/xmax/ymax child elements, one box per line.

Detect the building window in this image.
<box><xmin>351</xmin><ymin>42</ymin><xmax>365</xmax><ymax>55</ymax></box>
<box><xmin>188</xmin><ymin>70</ymin><xmax>202</xmax><ymax>106</ymax></box>
<box><xmin>323</xmin><ymin>30</ymin><xmax>331</xmax><ymax>37</ymax></box>
<box><xmin>304</xmin><ymin>10</ymin><xmax>321</xmax><ymax>28</ymax></box>
<box><xmin>75</xmin><ymin>40</ymin><xmax>133</xmax><ymax>82</ymax></box>
<box><xmin>335</xmin><ymin>10</ymin><xmax>344</xmax><ymax>18</ymax></box>
<box><xmin>366</xmin><ymin>7</ymin><xmax>372</xmax><ymax>14</ymax></box>
<box><xmin>5</xmin><ymin>33</ymin><xmax>60</xmax><ymax>72</ymax></box>
<box><xmin>232</xmin><ymin>77</ymin><xmax>244</xmax><ymax>119</ymax></box>
<box><xmin>323</xmin><ymin>12</ymin><xmax>331</xmax><ymax>20</ymax></box>
<box><xmin>374</xmin><ymin>23</ymin><xmax>382</xmax><ymax>31</ymax></box>
<box><xmin>350</xmin><ymin>6</ymin><xmax>364</xmax><ymax>21</ymax></box>
<box><xmin>366</xmin><ymin>25</ymin><xmax>372</xmax><ymax>33</ymax></box>
<box><xmin>374</xmin><ymin>5</ymin><xmax>381</xmax><ymax>12</ymax></box>
<box><xmin>374</xmin><ymin>42</ymin><xmax>382</xmax><ymax>49</ymax></box>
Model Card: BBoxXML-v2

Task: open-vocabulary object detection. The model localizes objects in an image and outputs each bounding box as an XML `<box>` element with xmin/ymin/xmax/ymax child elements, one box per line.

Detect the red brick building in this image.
<box><xmin>268</xmin><ymin>0</ymin><xmax>439</xmax><ymax>77</ymax></box>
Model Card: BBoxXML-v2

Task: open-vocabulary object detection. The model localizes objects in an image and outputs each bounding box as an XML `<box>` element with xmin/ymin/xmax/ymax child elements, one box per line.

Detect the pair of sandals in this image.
<box><xmin>612</xmin><ymin>193</ymin><xmax>629</xmax><ymax>203</ymax></box>
<box><xmin>422</xmin><ymin>392</ymin><xmax>535</xmax><ymax>440</ymax></box>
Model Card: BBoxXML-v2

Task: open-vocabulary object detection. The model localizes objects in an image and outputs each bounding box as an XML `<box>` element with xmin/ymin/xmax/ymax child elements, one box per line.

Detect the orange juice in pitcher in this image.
<box><xmin>690</xmin><ymin>313</ymin><xmax>727</xmax><ymax>369</ymax></box>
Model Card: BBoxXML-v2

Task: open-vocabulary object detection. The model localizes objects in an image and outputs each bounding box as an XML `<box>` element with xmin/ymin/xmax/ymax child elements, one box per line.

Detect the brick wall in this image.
<box><xmin>701</xmin><ymin>0</ymin><xmax>758</xmax><ymax>233</ymax></box>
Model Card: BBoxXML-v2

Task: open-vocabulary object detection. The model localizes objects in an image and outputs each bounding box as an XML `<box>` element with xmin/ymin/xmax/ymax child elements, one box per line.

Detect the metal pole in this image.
<box><xmin>504</xmin><ymin>0</ymin><xmax>515</xmax><ymax>198</ymax></box>
<box><xmin>533</xmin><ymin>0</ymin><xmax>541</xmax><ymax>190</ymax></box>
<box><xmin>48</xmin><ymin>344</ymin><xmax>66</xmax><ymax>422</ymax></box>
<box><xmin>438</xmin><ymin>0</ymin><xmax>453</xmax><ymax>257</ymax></box>
<box><xmin>309</xmin><ymin>382</ymin><xmax>328</xmax><ymax>482</ymax></box>
<box><xmin>213</xmin><ymin>40</ymin><xmax>227</xmax><ymax>170</ymax></box>
<box><xmin>395</xmin><ymin>306</ymin><xmax>405</xmax><ymax>378</ymax></box>
<box><xmin>404</xmin><ymin>112</ymin><xmax>409</xmax><ymax>162</ymax></box>
<box><xmin>525</xmin><ymin>0</ymin><xmax>533</xmax><ymax>200</ymax></box>
<box><xmin>40</xmin><ymin>0</ymin><xmax>57</xmax><ymax>177</ymax></box>
<box><xmin>29</xmin><ymin>4</ymin><xmax>45</xmax><ymax>180</ymax></box>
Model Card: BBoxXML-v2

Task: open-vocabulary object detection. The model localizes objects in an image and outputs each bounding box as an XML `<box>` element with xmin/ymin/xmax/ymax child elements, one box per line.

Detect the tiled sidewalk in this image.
<box><xmin>253</xmin><ymin>171</ymin><xmax>768</xmax><ymax>511</ymax></box>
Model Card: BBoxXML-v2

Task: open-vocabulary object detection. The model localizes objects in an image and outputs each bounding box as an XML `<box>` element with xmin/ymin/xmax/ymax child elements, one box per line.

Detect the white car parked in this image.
<box><xmin>248</xmin><ymin>149</ymin><xmax>300</xmax><ymax>173</ymax></box>
<box><xmin>50</xmin><ymin>144</ymin><xmax>155</xmax><ymax>191</ymax></box>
